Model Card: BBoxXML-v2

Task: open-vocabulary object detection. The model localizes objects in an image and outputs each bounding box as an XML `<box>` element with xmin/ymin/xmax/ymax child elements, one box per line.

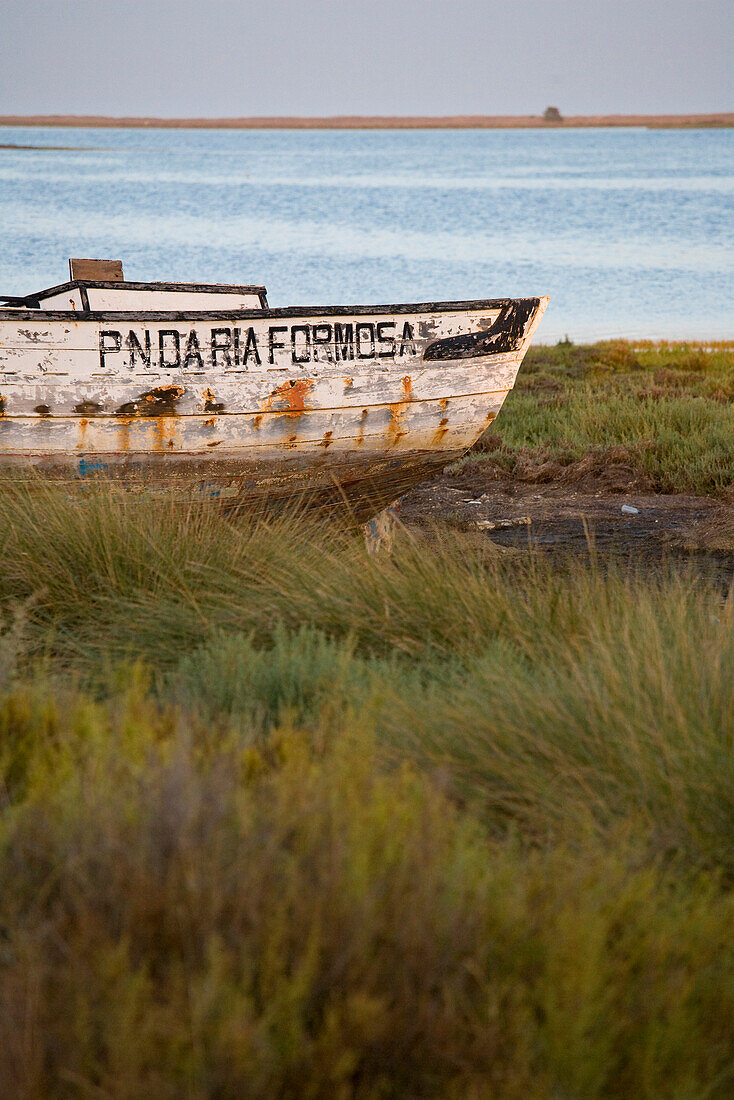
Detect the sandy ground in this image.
<box><xmin>1</xmin><ymin>113</ymin><xmax>732</xmax><ymax>130</ymax></box>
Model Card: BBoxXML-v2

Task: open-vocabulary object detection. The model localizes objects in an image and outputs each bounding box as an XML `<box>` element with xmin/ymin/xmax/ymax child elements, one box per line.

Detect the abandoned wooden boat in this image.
<box><xmin>0</xmin><ymin>259</ymin><xmax>548</xmax><ymax>518</ymax></box>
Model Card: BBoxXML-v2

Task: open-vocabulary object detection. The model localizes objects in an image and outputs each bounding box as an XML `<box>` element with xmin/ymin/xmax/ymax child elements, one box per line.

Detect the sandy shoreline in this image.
<box><xmin>0</xmin><ymin>112</ymin><xmax>732</xmax><ymax>130</ymax></box>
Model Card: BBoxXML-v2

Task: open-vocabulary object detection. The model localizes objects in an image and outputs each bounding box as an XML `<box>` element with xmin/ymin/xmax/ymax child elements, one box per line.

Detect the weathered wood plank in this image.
<box><xmin>69</xmin><ymin>259</ymin><xmax>124</xmax><ymax>282</ymax></box>
<box><xmin>83</xmin><ymin>288</ymin><xmax>265</xmax><ymax>311</ymax></box>
<box><xmin>36</xmin><ymin>288</ymin><xmax>86</xmax><ymax>311</ymax></box>
<box><xmin>0</xmin><ymin>309</ymin><xmax>501</xmax><ymax>351</ymax></box>
<box><xmin>0</xmin><ymin>357</ymin><xmax>520</xmax><ymax>415</ymax></box>
<box><xmin>0</xmin><ymin>391</ymin><xmax>503</xmax><ymax>456</ymax></box>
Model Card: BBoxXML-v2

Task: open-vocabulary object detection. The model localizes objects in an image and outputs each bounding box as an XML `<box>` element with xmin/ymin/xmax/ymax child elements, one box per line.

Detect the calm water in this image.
<box><xmin>1</xmin><ymin>126</ymin><xmax>732</xmax><ymax>341</ymax></box>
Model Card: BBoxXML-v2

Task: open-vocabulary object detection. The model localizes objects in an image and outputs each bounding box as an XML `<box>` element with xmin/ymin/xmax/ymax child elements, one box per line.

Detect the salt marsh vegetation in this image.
<box><xmin>1</xmin><ymin>342</ymin><xmax>734</xmax><ymax>1095</ymax></box>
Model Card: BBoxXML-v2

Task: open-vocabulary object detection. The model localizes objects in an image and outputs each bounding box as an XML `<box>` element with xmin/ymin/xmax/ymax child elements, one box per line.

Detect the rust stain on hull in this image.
<box><xmin>262</xmin><ymin>378</ymin><xmax>315</xmax><ymax>418</ymax></box>
<box><xmin>77</xmin><ymin>417</ymin><xmax>89</xmax><ymax>451</ymax></box>
<box><xmin>356</xmin><ymin>408</ymin><xmax>369</xmax><ymax>447</ymax></box>
<box><xmin>152</xmin><ymin>416</ymin><xmax>179</xmax><ymax>452</ymax></box>
<box><xmin>431</xmin><ymin>416</ymin><xmax>450</xmax><ymax>446</ymax></box>
<box><xmin>117</xmin><ymin>417</ymin><xmax>132</xmax><ymax>452</ymax></box>
<box><xmin>386</xmin><ymin>402</ymin><xmax>409</xmax><ymax>447</ymax></box>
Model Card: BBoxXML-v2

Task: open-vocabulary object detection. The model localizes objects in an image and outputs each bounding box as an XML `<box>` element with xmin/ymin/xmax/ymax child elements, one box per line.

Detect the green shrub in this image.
<box><xmin>2</xmin><ymin>686</ymin><xmax>734</xmax><ymax>1097</ymax></box>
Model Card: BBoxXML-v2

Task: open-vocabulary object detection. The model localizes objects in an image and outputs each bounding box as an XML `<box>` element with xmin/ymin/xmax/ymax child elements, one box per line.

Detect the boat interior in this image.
<box><xmin>0</xmin><ymin>259</ymin><xmax>269</xmax><ymax>311</ymax></box>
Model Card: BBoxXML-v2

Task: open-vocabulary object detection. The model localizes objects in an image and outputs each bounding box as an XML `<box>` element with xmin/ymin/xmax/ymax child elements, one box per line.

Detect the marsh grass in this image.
<box><xmin>1</xmin><ymin>452</ymin><xmax>734</xmax><ymax>1090</ymax></box>
<box><xmin>385</xmin><ymin>572</ymin><xmax>734</xmax><ymax>874</ymax></box>
<box><xmin>465</xmin><ymin>340</ymin><xmax>734</xmax><ymax>493</ymax></box>
<box><xmin>0</xmin><ymin>482</ymin><xmax>553</xmax><ymax>670</ymax></box>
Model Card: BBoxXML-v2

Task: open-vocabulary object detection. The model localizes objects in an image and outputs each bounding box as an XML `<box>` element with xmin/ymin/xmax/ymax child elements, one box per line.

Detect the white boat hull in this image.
<box><xmin>0</xmin><ymin>294</ymin><xmax>548</xmax><ymax>517</ymax></box>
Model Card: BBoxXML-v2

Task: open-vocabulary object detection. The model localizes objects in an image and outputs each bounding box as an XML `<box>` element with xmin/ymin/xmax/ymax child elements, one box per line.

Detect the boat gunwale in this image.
<box><xmin>0</xmin><ymin>295</ymin><xmax>543</xmax><ymax>323</ymax></box>
<box><xmin>2</xmin><ymin>279</ymin><xmax>269</xmax><ymax>305</ymax></box>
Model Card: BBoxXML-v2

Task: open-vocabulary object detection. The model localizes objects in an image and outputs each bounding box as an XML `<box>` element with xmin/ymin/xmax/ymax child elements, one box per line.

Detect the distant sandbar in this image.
<box><xmin>0</xmin><ymin>113</ymin><xmax>732</xmax><ymax>130</ymax></box>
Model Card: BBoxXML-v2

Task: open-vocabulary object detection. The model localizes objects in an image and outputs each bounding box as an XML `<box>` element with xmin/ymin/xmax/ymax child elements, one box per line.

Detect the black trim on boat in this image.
<box><xmin>29</xmin><ymin>279</ymin><xmax>269</xmax><ymax>301</ymax></box>
<box><xmin>423</xmin><ymin>299</ymin><xmax>541</xmax><ymax>359</ymax></box>
<box><xmin>0</xmin><ymin>297</ymin><xmax>537</xmax><ymax>323</ymax></box>
<box><xmin>0</xmin><ymin>295</ymin><xmax>41</xmax><ymax>308</ymax></box>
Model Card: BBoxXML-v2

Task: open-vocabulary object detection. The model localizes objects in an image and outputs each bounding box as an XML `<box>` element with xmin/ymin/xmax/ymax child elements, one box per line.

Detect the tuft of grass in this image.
<box><xmin>170</xmin><ymin>623</ymin><xmax>423</xmax><ymax>735</ymax></box>
<box><xmin>680</xmin><ymin>504</ymin><xmax>734</xmax><ymax>552</ymax></box>
<box><xmin>0</xmin><ymin>483</ymin><xmax>541</xmax><ymax>672</ymax></box>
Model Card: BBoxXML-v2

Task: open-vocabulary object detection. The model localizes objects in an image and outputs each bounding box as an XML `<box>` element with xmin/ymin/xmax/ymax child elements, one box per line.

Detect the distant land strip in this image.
<box><xmin>0</xmin><ymin>113</ymin><xmax>732</xmax><ymax>130</ymax></box>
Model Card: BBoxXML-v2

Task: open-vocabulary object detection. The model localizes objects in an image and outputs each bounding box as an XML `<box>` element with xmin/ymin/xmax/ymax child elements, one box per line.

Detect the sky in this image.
<box><xmin>0</xmin><ymin>0</ymin><xmax>731</xmax><ymax>118</ymax></box>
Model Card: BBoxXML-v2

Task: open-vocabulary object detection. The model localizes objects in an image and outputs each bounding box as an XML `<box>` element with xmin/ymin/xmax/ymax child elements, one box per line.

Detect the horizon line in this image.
<box><xmin>1</xmin><ymin>112</ymin><xmax>733</xmax><ymax>130</ymax></box>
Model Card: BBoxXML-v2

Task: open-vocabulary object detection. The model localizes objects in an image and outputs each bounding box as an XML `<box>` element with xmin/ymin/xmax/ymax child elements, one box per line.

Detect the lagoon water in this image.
<box><xmin>0</xmin><ymin>125</ymin><xmax>732</xmax><ymax>342</ymax></box>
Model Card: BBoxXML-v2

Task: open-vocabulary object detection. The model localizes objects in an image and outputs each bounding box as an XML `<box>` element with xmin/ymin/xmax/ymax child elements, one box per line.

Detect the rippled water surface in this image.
<box><xmin>1</xmin><ymin>126</ymin><xmax>732</xmax><ymax>340</ymax></box>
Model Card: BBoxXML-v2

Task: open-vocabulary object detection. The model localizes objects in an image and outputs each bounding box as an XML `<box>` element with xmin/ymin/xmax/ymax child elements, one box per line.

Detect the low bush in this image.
<box><xmin>2</xmin><ymin>685</ymin><xmax>734</xmax><ymax>1097</ymax></box>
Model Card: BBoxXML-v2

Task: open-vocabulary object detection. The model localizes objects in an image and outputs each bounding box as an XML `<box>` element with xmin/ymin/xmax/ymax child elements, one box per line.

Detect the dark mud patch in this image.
<box><xmin>400</xmin><ymin>472</ymin><xmax>734</xmax><ymax>582</ymax></box>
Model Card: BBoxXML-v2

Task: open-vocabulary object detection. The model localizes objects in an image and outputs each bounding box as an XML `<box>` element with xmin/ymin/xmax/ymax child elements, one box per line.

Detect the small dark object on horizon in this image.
<box><xmin>543</xmin><ymin>106</ymin><xmax>563</xmax><ymax>123</ymax></box>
